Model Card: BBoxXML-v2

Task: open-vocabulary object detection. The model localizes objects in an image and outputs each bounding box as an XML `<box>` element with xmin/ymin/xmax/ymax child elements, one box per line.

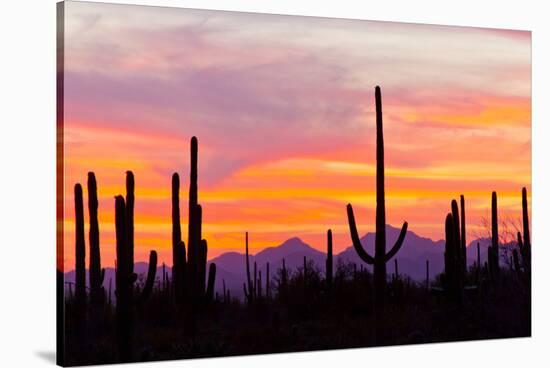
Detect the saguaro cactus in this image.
<box><xmin>460</xmin><ymin>195</ymin><xmax>467</xmax><ymax>275</ymax></box>
<box><xmin>74</xmin><ymin>184</ymin><xmax>86</xmax><ymax>311</ymax></box>
<box><xmin>114</xmin><ymin>195</ymin><xmax>133</xmax><ymax>361</ymax></box>
<box><xmin>517</xmin><ymin>187</ymin><xmax>531</xmax><ymax>273</ymax></box>
<box><xmin>114</xmin><ymin>175</ymin><xmax>158</xmax><ymax>360</ymax></box>
<box><xmin>88</xmin><ymin>173</ymin><xmax>105</xmax><ymax>319</ymax></box>
<box><xmin>244</xmin><ymin>232</ymin><xmax>255</xmax><ymax>304</ymax></box>
<box><xmin>187</xmin><ymin>137</ymin><xmax>199</xmax><ymax>296</ymax></box>
<box><xmin>443</xmin><ymin>195</ymin><xmax>474</xmax><ymax>299</ymax></box>
<box><xmin>171</xmin><ymin>173</ymin><xmax>186</xmax><ymax>303</ymax></box>
<box><xmin>346</xmin><ymin>86</ymin><xmax>408</xmax><ymax>313</ymax></box>
<box><xmin>171</xmin><ymin>137</ymin><xmax>216</xmax><ymax>309</ymax></box>
<box><xmin>444</xmin><ymin>211</ymin><xmax>461</xmax><ymax>299</ymax></box>
<box><xmin>488</xmin><ymin>192</ymin><xmax>500</xmax><ymax>279</ymax></box>
<box><xmin>126</xmin><ymin>171</ymin><xmax>135</xmax><ymax>273</ymax></box>
<box><xmin>326</xmin><ymin>229</ymin><xmax>333</xmax><ymax>289</ymax></box>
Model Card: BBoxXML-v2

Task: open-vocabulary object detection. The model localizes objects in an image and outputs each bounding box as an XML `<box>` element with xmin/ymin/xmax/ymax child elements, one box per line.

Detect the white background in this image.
<box><xmin>0</xmin><ymin>0</ymin><xmax>548</xmax><ymax>367</ymax></box>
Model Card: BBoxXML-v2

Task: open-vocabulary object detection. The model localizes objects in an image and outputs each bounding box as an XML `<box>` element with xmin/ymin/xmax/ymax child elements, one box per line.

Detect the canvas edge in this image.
<box><xmin>56</xmin><ymin>1</ymin><xmax>66</xmax><ymax>366</ymax></box>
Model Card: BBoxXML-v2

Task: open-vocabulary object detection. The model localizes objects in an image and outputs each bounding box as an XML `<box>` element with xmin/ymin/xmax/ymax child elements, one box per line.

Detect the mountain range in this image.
<box><xmin>63</xmin><ymin>225</ymin><xmax>514</xmax><ymax>300</ymax></box>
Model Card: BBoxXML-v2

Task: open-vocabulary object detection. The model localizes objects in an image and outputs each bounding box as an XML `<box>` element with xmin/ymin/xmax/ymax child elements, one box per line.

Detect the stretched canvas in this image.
<box><xmin>56</xmin><ymin>1</ymin><xmax>532</xmax><ymax>366</ymax></box>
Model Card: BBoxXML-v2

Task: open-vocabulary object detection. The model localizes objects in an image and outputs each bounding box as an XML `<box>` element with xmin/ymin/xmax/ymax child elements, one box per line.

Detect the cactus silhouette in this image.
<box><xmin>114</xmin><ymin>172</ymin><xmax>158</xmax><ymax>360</ymax></box>
<box><xmin>171</xmin><ymin>173</ymin><xmax>186</xmax><ymax>304</ymax></box>
<box><xmin>114</xmin><ymin>195</ymin><xmax>134</xmax><ymax>361</ymax></box>
<box><xmin>126</xmin><ymin>172</ymin><xmax>135</xmax><ymax>273</ymax></box>
<box><xmin>346</xmin><ymin>86</ymin><xmax>408</xmax><ymax>314</ymax></box>
<box><xmin>443</xmin><ymin>207</ymin><xmax>461</xmax><ymax>299</ymax></box>
<box><xmin>488</xmin><ymin>192</ymin><xmax>500</xmax><ymax>280</ymax></box>
<box><xmin>74</xmin><ymin>184</ymin><xmax>87</xmax><ymax>319</ymax></box>
<box><xmin>74</xmin><ymin>184</ymin><xmax>86</xmax><ymax>299</ymax></box>
<box><xmin>517</xmin><ymin>187</ymin><xmax>531</xmax><ymax>273</ymax></box>
<box><xmin>87</xmin><ymin>173</ymin><xmax>105</xmax><ymax>330</ymax></box>
<box><xmin>460</xmin><ymin>195</ymin><xmax>467</xmax><ymax>275</ymax></box>
<box><xmin>244</xmin><ymin>232</ymin><xmax>255</xmax><ymax>304</ymax></box>
<box><xmin>171</xmin><ymin>137</ymin><xmax>216</xmax><ymax>311</ymax></box>
<box><xmin>326</xmin><ymin>229</ymin><xmax>333</xmax><ymax>289</ymax></box>
<box><xmin>139</xmin><ymin>251</ymin><xmax>158</xmax><ymax>304</ymax></box>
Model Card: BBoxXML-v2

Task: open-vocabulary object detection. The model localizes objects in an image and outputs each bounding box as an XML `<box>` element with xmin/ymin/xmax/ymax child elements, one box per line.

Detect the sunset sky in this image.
<box><xmin>60</xmin><ymin>2</ymin><xmax>531</xmax><ymax>271</ymax></box>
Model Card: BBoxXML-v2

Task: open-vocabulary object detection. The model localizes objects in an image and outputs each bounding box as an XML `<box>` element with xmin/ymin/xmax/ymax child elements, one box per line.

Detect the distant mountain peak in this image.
<box><xmin>279</xmin><ymin>236</ymin><xmax>310</xmax><ymax>248</ymax></box>
<box><xmin>255</xmin><ymin>236</ymin><xmax>316</xmax><ymax>259</ymax></box>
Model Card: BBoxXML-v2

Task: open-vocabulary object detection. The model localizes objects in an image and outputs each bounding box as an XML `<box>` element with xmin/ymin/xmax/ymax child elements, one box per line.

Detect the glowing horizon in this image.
<box><xmin>59</xmin><ymin>2</ymin><xmax>531</xmax><ymax>272</ymax></box>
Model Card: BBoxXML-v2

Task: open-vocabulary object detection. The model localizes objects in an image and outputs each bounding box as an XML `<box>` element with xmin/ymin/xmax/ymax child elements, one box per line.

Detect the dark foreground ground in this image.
<box><xmin>60</xmin><ymin>265</ymin><xmax>530</xmax><ymax>366</ymax></box>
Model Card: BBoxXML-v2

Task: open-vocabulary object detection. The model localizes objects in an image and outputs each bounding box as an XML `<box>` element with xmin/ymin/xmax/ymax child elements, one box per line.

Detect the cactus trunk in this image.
<box><xmin>326</xmin><ymin>229</ymin><xmax>333</xmax><ymax>289</ymax></box>
<box><xmin>74</xmin><ymin>184</ymin><xmax>86</xmax><ymax>318</ymax></box>
<box><xmin>74</xmin><ymin>184</ymin><xmax>86</xmax><ymax>304</ymax></box>
<box><xmin>114</xmin><ymin>195</ymin><xmax>134</xmax><ymax>361</ymax></box>
<box><xmin>519</xmin><ymin>187</ymin><xmax>531</xmax><ymax>272</ymax></box>
<box><xmin>244</xmin><ymin>232</ymin><xmax>254</xmax><ymax>304</ymax></box>
<box><xmin>88</xmin><ymin>173</ymin><xmax>103</xmax><ymax>306</ymax></box>
<box><xmin>488</xmin><ymin>191</ymin><xmax>500</xmax><ymax>280</ymax></box>
<box><xmin>460</xmin><ymin>195</ymin><xmax>467</xmax><ymax>275</ymax></box>
<box><xmin>171</xmin><ymin>173</ymin><xmax>183</xmax><ymax>302</ymax></box>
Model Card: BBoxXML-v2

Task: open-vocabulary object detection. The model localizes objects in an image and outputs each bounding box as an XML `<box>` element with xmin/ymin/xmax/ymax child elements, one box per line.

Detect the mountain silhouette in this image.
<box><xmin>64</xmin><ymin>225</ymin><xmax>515</xmax><ymax>300</ymax></box>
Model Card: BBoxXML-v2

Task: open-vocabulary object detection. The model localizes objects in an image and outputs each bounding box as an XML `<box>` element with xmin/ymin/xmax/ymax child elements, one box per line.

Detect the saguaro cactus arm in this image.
<box><xmin>138</xmin><ymin>250</ymin><xmax>157</xmax><ymax>303</ymax></box>
<box><xmin>384</xmin><ymin>222</ymin><xmax>408</xmax><ymax>262</ymax></box>
<box><xmin>346</xmin><ymin>204</ymin><xmax>375</xmax><ymax>264</ymax></box>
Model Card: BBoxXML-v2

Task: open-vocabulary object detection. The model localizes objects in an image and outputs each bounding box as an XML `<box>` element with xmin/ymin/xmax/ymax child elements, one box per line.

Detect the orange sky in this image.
<box><xmin>59</xmin><ymin>3</ymin><xmax>531</xmax><ymax>271</ymax></box>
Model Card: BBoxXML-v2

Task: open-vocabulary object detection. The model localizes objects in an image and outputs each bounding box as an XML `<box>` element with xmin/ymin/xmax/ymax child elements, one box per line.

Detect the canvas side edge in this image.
<box><xmin>56</xmin><ymin>1</ymin><xmax>66</xmax><ymax>366</ymax></box>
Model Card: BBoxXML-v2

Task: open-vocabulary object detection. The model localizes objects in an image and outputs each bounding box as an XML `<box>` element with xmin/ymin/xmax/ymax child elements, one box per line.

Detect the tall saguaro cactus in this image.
<box><xmin>442</xmin><ymin>195</ymin><xmax>472</xmax><ymax>300</ymax></box>
<box><xmin>517</xmin><ymin>187</ymin><xmax>531</xmax><ymax>272</ymax></box>
<box><xmin>171</xmin><ymin>173</ymin><xmax>186</xmax><ymax>303</ymax></box>
<box><xmin>87</xmin><ymin>173</ymin><xmax>105</xmax><ymax>332</ymax></box>
<box><xmin>171</xmin><ymin>137</ymin><xmax>216</xmax><ymax>309</ymax></box>
<box><xmin>114</xmin><ymin>195</ymin><xmax>134</xmax><ymax>361</ymax></box>
<box><xmin>126</xmin><ymin>171</ymin><xmax>135</xmax><ymax>274</ymax></box>
<box><xmin>244</xmin><ymin>232</ymin><xmax>255</xmax><ymax>304</ymax></box>
<box><xmin>460</xmin><ymin>195</ymin><xmax>467</xmax><ymax>275</ymax></box>
<box><xmin>187</xmin><ymin>137</ymin><xmax>199</xmax><ymax>295</ymax></box>
<box><xmin>74</xmin><ymin>184</ymin><xmax>86</xmax><ymax>310</ymax></box>
<box><xmin>114</xmin><ymin>173</ymin><xmax>158</xmax><ymax>361</ymax></box>
<box><xmin>346</xmin><ymin>86</ymin><xmax>408</xmax><ymax>314</ymax></box>
<box><xmin>326</xmin><ymin>229</ymin><xmax>333</xmax><ymax>289</ymax></box>
<box><xmin>488</xmin><ymin>191</ymin><xmax>500</xmax><ymax>279</ymax></box>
